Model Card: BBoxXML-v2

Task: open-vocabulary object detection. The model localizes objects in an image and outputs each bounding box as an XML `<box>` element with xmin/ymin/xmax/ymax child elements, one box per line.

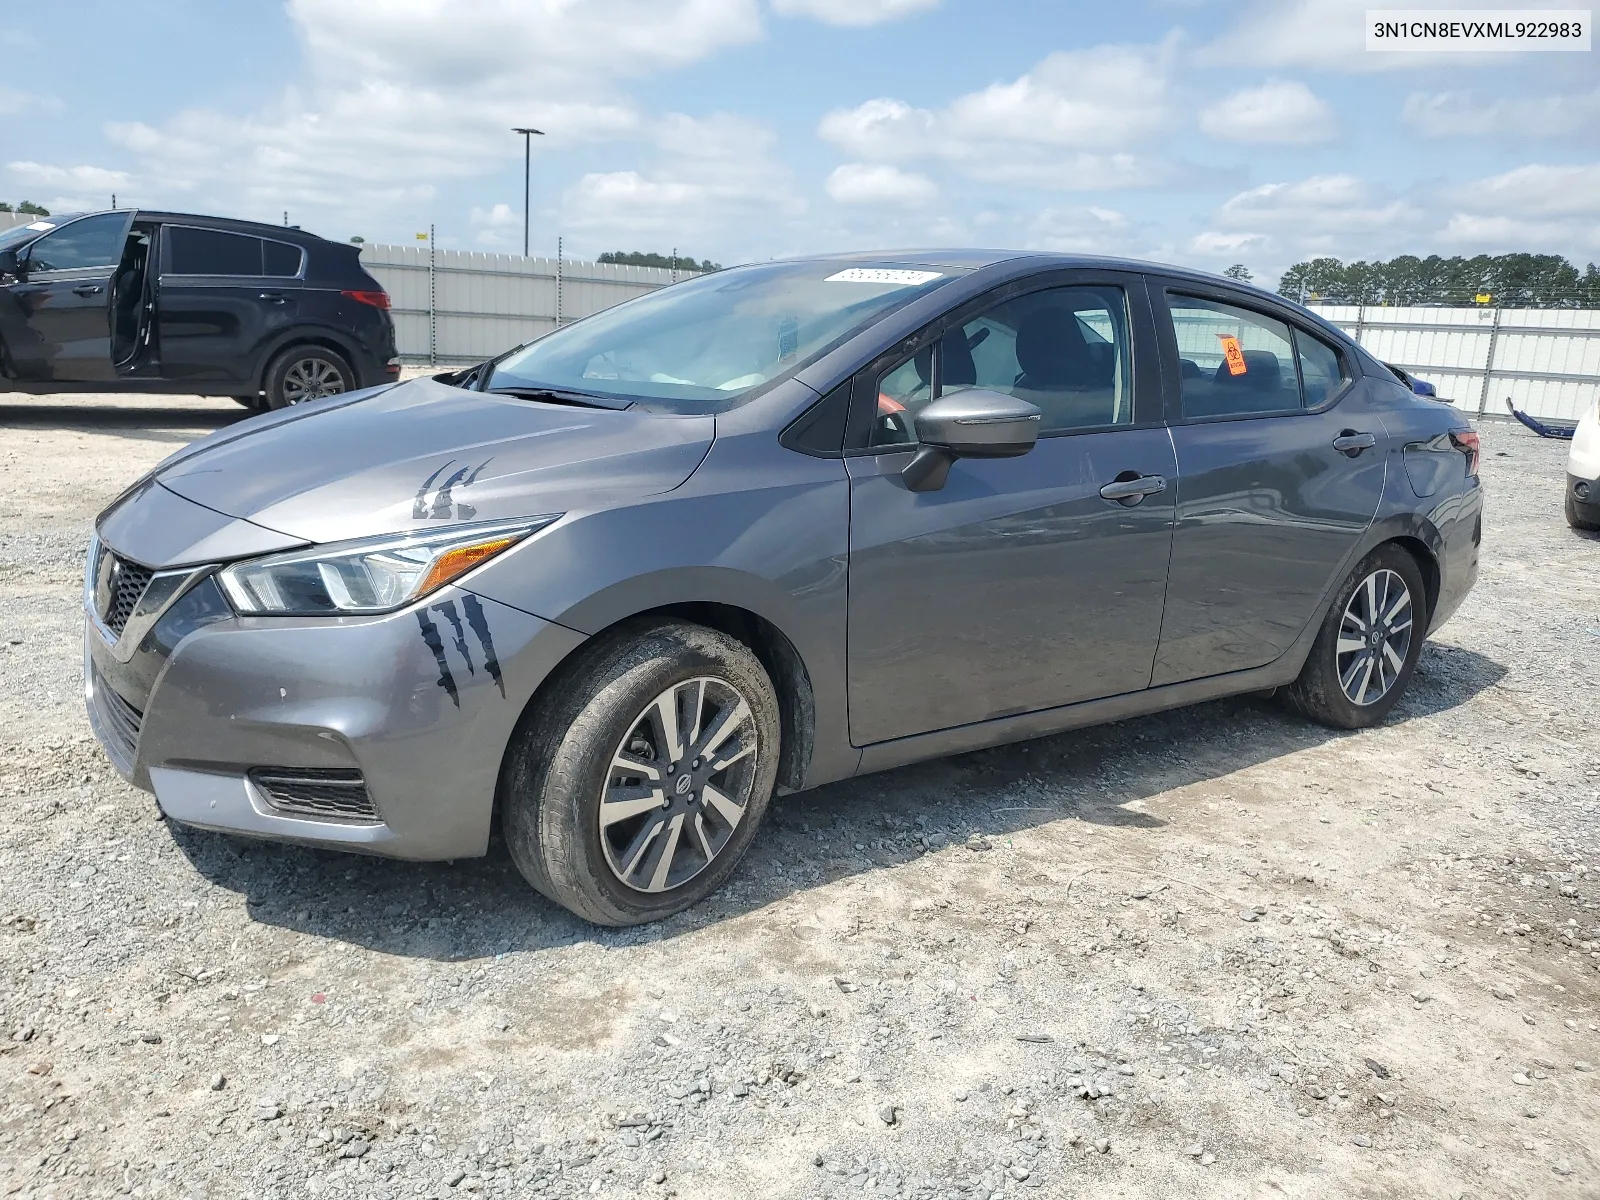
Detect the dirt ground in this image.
<box><xmin>0</xmin><ymin>393</ymin><xmax>1597</xmax><ymax>1200</ymax></box>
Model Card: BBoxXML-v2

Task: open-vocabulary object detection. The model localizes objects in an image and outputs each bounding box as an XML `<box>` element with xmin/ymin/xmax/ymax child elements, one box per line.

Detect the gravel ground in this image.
<box><xmin>1</xmin><ymin>393</ymin><xmax>1598</xmax><ymax>1200</ymax></box>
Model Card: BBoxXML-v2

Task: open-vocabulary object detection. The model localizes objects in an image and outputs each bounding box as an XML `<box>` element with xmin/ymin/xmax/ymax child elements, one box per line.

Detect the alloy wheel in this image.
<box><xmin>599</xmin><ymin>676</ymin><xmax>759</xmax><ymax>893</ymax></box>
<box><xmin>1336</xmin><ymin>567</ymin><xmax>1414</xmax><ymax>706</ymax></box>
<box><xmin>282</xmin><ymin>357</ymin><xmax>347</xmax><ymax>404</ymax></box>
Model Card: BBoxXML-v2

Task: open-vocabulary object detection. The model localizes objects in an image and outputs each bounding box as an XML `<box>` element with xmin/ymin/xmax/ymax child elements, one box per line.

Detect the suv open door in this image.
<box><xmin>1</xmin><ymin>211</ymin><xmax>132</xmax><ymax>382</ymax></box>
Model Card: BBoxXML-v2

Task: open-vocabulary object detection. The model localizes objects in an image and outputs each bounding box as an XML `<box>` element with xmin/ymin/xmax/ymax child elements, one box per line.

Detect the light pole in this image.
<box><xmin>512</xmin><ymin>127</ymin><xmax>544</xmax><ymax>257</ymax></box>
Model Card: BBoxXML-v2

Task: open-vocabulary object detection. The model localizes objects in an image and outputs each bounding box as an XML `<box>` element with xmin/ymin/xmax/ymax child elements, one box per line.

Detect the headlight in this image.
<box><xmin>217</xmin><ymin>517</ymin><xmax>557</xmax><ymax>616</ymax></box>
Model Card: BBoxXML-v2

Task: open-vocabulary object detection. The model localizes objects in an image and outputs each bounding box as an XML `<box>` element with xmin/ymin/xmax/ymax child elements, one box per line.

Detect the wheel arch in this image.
<box><xmin>1361</xmin><ymin>511</ymin><xmax>1445</xmax><ymax>629</ymax></box>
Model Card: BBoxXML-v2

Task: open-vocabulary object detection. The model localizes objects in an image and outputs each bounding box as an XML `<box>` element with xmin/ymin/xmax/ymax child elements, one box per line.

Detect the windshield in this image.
<box><xmin>484</xmin><ymin>260</ymin><xmax>962</xmax><ymax>410</ymax></box>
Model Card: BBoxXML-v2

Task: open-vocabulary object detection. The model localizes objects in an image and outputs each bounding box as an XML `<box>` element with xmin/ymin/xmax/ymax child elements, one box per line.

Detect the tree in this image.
<box><xmin>0</xmin><ymin>202</ymin><xmax>10</xmax><ymax>212</ymax></box>
<box><xmin>1276</xmin><ymin>252</ymin><xmax>1595</xmax><ymax>307</ymax></box>
<box><xmin>16</xmin><ymin>201</ymin><xmax>49</xmax><ymax>216</ymax></box>
<box><xmin>349</xmin><ymin>236</ymin><xmax>365</xmax><ymax>244</ymax></box>
<box><xmin>597</xmin><ymin>250</ymin><xmax>721</xmax><ymax>272</ymax></box>
<box><xmin>1222</xmin><ymin>263</ymin><xmax>1253</xmax><ymax>282</ymax></box>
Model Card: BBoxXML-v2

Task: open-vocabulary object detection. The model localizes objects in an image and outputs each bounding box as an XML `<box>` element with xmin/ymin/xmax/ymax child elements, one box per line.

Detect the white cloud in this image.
<box><xmin>1199</xmin><ymin>80</ymin><xmax>1337</xmax><ymax>144</ymax></box>
<box><xmin>562</xmin><ymin>113</ymin><xmax>803</xmax><ymax>250</ymax></box>
<box><xmin>1196</xmin><ymin>0</ymin><xmax>1521</xmax><ymax>71</ymax></box>
<box><xmin>771</xmin><ymin>0</ymin><xmax>938</xmax><ymax>25</ymax></box>
<box><xmin>8</xmin><ymin>161</ymin><xmax>133</xmax><ymax>192</ymax></box>
<box><xmin>1026</xmin><ymin>205</ymin><xmax>1134</xmax><ymax>254</ymax></box>
<box><xmin>53</xmin><ymin>0</ymin><xmax>766</xmax><ymax>237</ymax></box>
<box><xmin>1460</xmin><ymin>163</ymin><xmax>1600</xmax><ymax>218</ymax></box>
<box><xmin>1217</xmin><ymin>174</ymin><xmax>1417</xmax><ymax>234</ymax></box>
<box><xmin>825</xmin><ymin>163</ymin><xmax>937</xmax><ymax>206</ymax></box>
<box><xmin>0</xmin><ymin>87</ymin><xmax>56</xmax><ymax>117</ymax></box>
<box><xmin>1402</xmin><ymin>87</ymin><xmax>1600</xmax><ymax>141</ymax></box>
<box><xmin>817</xmin><ymin>40</ymin><xmax>1180</xmax><ymax>189</ymax></box>
<box><xmin>1187</xmin><ymin>230</ymin><xmax>1269</xmax><ymax>257</ymax></box>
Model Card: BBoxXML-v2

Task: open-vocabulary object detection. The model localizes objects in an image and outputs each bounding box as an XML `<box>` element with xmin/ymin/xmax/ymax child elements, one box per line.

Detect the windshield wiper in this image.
<box><xmin>486</xmin><ymin>386</ymin><xmax>633</xmax><ymax>411</ymax></box>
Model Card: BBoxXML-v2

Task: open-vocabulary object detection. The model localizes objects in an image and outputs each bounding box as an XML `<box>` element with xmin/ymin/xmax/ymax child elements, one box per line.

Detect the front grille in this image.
<box><xmin>250</xmin><ymin>768</ymin><xmax>379</xmax><ymax>824</ymax></box>
<box><xmin>101</xmin><ymin>553</ymin><xmax>155</xmax><ymax>637</ymax></box>
<box><xmin>90</xmin><ymin>667</ymin><xmax>144</xmax><ymax>767</ymax></box>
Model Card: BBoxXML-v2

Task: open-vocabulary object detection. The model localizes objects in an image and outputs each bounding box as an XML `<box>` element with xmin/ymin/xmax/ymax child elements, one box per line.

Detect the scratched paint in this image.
<box><xmin>415</xmin><ymin>609</ymin><xmax>460</xmax><ymax>707</ymax></box>
<box><xmin>416</xmin><ymin>596</ymin><xmax>506</xmax><ymax>704</ymax></box>
<box><xmin>462</xmin><ymin>594</ymin><xmax>505</xmax><ymax>696</ymax></box>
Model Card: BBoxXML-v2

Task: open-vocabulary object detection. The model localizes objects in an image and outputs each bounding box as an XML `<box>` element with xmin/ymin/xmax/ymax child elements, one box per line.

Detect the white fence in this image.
<box><xmin>358</xmin><ymin>243</ymin><xmax>695</xmax><ymax>367</ymax></box>
<box><xmin>1308</xmin><ymin>304</ymin><xmax>1600</xmax><ymax>423</ymax></box>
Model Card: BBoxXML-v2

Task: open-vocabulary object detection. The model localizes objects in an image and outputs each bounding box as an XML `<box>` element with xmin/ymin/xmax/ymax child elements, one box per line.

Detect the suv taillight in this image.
<box><xmin>1450</xmin><ymin>429</ymin><xmax>1480</xmax><ymax>477</ymax></box>
<box><xmin>342</xmin><ymin>289</ymin><xmax>390</xmax><ymax>309</ymax></box>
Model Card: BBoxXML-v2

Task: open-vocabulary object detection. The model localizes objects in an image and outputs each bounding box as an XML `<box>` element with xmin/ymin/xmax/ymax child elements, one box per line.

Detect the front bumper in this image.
<box><xmin>85</xmin><ymin>562</ymin><xmax>585</xmax><ymax>861</ymax></box>
<box><xmin>1569</xmin><ymin>473</ymin><xmax>1600</xmax><ymax>526</ymax></box>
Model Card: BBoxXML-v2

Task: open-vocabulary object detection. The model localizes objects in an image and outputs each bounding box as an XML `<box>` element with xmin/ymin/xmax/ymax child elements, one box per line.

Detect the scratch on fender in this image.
<box><xmin>462</xmin><ymin>594</ymin><xmax>505</xmax><ymax>697</ymax></box>
<box><xmin>431</xmin><ymin>601</ymin><xmax>475</xmax><ymax>676</ymax></box>
<box><xmin>416</xmin><ymin>609</ymin><xmax>459</xmax><ymax>707</ymax></box>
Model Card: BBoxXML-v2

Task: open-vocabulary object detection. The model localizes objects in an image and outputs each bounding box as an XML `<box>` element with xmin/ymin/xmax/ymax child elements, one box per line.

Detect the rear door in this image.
<box><xmin>6</xmin><ymin>211</ymin><xmax>131</xmax><ymax>381</ymax></box>
<box><xmin>844</xmin><ymin>270</ymin><xmax>1178</xmax><ymax>744</ymax></box>
<box><xmin>1150</xmin><ymin>284</ymin><xmax>1386</xmax><ymax>684</ymax></box>
<box><xmin>155</xmin><ymin>225</ymin><xmax>305</xmax><ymax>383</ymax></box>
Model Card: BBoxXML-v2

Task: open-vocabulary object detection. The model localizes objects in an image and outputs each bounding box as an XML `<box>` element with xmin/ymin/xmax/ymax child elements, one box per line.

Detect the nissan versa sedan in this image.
<box><xmin>84</xmin><ymin>251</ymin><xmax>1483</xmax><ymax>925</ymax></box>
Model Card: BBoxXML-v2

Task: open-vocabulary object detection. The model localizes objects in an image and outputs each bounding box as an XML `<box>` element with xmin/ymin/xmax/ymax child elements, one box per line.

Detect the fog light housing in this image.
<box><xmin>1577</xmin><ymin>481</ymin><xmax>1592</xmax><ymax>500</ymax></box>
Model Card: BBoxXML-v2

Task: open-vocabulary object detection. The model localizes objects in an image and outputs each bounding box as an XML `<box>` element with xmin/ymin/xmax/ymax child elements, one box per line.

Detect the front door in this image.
<box><xmin>845</xmin><ymin>274</ymin><xmax>1177</xmax><ymax>746</ymax></box>
<box><xmin>155</xmin><ymin>224</ymin><xmax>304</xmax><ymax>382</ymax></box>
<box><xmin>1150</xmin><ymin>287</ymin><xmax>1387</xmax><ymax>685</ymax></box>
<box><xmin>5</xmin><ymin>211</ymin><xmax>131</xmax><ymax>381</ymax></box>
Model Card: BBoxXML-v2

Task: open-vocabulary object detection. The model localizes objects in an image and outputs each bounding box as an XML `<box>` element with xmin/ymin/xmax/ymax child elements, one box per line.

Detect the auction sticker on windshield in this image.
<box><xmin>825</xmin><ymin>268</ymin><xmax>943</xmax><ymax>285</ymax></box>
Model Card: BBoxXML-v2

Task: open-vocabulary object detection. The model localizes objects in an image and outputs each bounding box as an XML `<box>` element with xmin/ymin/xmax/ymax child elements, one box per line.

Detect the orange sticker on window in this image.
<box><xmin>1218</xmin><ymin>334</ymin><xmax>1247</xmax><ymax>376</ymax></box>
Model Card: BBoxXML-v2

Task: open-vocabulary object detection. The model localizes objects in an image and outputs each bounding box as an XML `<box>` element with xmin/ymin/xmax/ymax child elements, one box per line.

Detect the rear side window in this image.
<box><xmin>1295</xmin><ymin>329</ymin><xmax>1345</xmax><ymax>406</ymax></box>
<box><xmin>167</xmin><ymin>227</ymin><xmax>265</xmax><ymax>276</ymax></box>
<box><xmin>23</xmin><ymin>213</ymin><xmax>126</xmax><ymax>272</ymax></box>
<box><xmin>1169</xmin><ymin>295</ymin><xmax>1301</xmax><ymax>417</ymax></box>
<box><xmin>262</xmin><ymin>239</ymin><xmax>304</xmax><ymax>277</ymax></box>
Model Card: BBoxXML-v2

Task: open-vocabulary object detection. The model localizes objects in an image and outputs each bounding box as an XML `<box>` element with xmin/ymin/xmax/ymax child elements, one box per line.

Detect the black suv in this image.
<box><xmin>0</xmin><ymin>209</ymin><xmax>398</xmax><ymax>409</ymax></box>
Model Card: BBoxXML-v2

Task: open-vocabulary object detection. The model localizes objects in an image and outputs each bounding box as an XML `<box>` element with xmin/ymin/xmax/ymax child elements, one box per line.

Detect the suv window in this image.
<box><xmin>262</xmin><ymin>239</ymin><xmax>304</xmax><ymax>277</ymax></box>
<box><xmin>869</xmin><ymin>284</ymin><xmax>1134</xmax><ymax>446</ymax></box>
<box><xmin>167</xmin><ymin>226</ymin><xmax>269</xmax><ymax>276</ymax></box>
<box><xmin>1169</xmin><ymin>295</ymin><xmax>1303</xmax><ymax>417</ymax></box>
<box><xmin>23</xmin><ymin>213</ymin><xmax>126</xmax><ymax>272</ymax></box>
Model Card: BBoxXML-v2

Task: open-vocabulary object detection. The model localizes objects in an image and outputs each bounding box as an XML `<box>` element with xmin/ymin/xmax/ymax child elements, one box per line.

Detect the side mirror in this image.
<box><xmin>0</xmin><ymin>248</ymin><xmax>17</xmax><ymax>278</ymax></box>
<box><xmin>903</xmin><ymin>389</ymin><xmax>1042</xmax><ymax>492</ymax></box>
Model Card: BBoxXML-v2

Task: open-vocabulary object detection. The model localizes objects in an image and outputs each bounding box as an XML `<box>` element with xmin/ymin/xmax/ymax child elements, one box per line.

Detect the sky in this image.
<box><xmin>2</xmin><ymin>0</ymin><xmax>1598</xmax><ymax>287</ymax></box>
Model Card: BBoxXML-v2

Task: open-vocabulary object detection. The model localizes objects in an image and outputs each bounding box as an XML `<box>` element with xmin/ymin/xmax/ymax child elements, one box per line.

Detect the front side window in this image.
<box><xmin>166</xmin><ymin>227</ymin><xmax>265</xmax><ymax>276</ymax></box>
<box><xmin>485</xmin><ymin>260</ymin><xmax>959</xmax><ymax>411</ymax></box>
<box><xmin>868</xmin><ymin>283</ymin><xmax>1134</xmax><ymax>446</ymax></box>
<box><xmin>23</xmin><ymin>213</ymin><xmax>127</xmax><ymax>272</ymax></box>
<box><xmin>1169</xmin><ymin>295</ymin><xmax>1302</xmax><ymax>417</ymax></box>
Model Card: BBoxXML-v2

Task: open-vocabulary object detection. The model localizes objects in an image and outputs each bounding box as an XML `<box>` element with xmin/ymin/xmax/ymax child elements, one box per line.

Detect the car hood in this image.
<box><xmin>154</xmin><ymin>376</ymin><xmax>716</xmax><ymax>544</ymax></box>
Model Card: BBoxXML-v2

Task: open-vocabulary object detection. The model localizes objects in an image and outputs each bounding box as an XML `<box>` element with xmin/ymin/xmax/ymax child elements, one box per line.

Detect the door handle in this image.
<box><xmin>258</xmin><ymin>292</ymin><xmax>287</xmax><ymax>303</ymax></box>
<box><xmin>72</xmin><ymin>284</ymin><xmax>104</xmax><ymax>297</ymax></box>
<box><xmin>1332</xmin><ymin>430</ymin><xmax>1377</xmax><ymax>456</ymax></box>
<box><xmin>1099</xmin><ymin>474</ymin><xmax>1167</xmax><ymax>504</ymax></box>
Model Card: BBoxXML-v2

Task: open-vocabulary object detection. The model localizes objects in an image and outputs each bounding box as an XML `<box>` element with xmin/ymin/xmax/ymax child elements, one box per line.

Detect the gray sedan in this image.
<box><xmin>84</xmin><ymin>251</ymin><xmax>1482</xmax><ymax>925</ymax></box>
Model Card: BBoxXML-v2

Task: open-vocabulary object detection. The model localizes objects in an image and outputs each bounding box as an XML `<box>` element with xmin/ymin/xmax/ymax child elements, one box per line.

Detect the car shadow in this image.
<box><xmin>0</xmin><ymin>400</ymin><xmax>247</xmax><ymax>445</ymax></box>
<box><xmin>168</xmin><ymin>641</ymin><xmax>1507</xmax><ymax>960</ymax></box>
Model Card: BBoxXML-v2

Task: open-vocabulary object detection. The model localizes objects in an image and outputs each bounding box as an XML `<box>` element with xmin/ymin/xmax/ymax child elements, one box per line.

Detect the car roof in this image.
<box><xmin>122</xmin><ymin>209</ymin><xmax>332</xmax><ymax>246</ymax></box>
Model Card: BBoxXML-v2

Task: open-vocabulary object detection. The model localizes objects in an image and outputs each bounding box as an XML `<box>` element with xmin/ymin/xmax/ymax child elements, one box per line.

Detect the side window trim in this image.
<box><xmin>842</xmin><ymin>269</ymin><xmax>1157</xmax><ymax>453</ymax></box>
<box><xmin>1155</xmin><ymin>284</ymin><xmax>1355</xmax><ymax>424</ymax></box>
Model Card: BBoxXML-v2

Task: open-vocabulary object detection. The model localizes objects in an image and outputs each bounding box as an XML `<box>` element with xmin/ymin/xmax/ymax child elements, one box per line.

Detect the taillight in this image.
<box><xmin>342</xmin><ymin>289</ymin><xmax>390</xmax><ymax>309</ymax></box>
<box><xmin>1450</xmin><ymin>429</ymin><xmax>1480</xmax><ymax>477</ymax></box>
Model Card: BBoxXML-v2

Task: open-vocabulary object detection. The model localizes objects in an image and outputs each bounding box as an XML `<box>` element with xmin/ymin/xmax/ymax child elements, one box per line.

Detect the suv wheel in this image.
<box><xmin>501</xmin><ymin>620</ymin><xmax>781</xmax><ymax>926</ymax></box>
<box><xmin>264</xmin><ymin>346</ymin><xmax>353</xmax><ymax>410</ymax></box>
<box><xmin>1278</xmin><ymin>544</ymin><xmax>1428</xmax><ymax>730</ymax></box>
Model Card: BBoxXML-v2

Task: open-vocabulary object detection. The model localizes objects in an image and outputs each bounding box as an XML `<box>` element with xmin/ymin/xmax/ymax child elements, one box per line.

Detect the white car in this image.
<box><xmin>1571</xmin><ymin>398</ymin><xmax>1600</xmax><ymax>531</ymax></box>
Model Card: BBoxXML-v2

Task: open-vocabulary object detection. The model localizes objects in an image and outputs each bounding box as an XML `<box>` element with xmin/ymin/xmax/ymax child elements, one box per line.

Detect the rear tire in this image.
<box><xmin>500</xmin><ymin>619</ymin><xmax>781</xmax><ymax>926</ymax></box>
<box><xmin>1278</xmin><ymin>544</ymin><xmax>1428</xmax><ymax>730</ymax></box>
<box><xmin>263</xmin><ymin>345</ymin><xmax>353</xmax><ymax>411</ymax></box>
<box><xmin>1567</xmin><ymin>491</ymin><xmax>1600</xmax><ymax>532</ymax></box>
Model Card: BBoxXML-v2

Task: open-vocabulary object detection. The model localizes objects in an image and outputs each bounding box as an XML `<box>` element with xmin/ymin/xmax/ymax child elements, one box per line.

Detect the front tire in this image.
<box><xmin>1279</xmin><ymin>544</ymin><xmax>1428</xmax><ymax>730</ymax></box>
<box><xmin>501</xmin><ymin>620</ymin><xmax>781</xmax><ymax>926</ymax></box>
<box><xmin>263</xmin><ymin>345</ymin><xmax>353</xmax><ymax>410</ymax></box>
